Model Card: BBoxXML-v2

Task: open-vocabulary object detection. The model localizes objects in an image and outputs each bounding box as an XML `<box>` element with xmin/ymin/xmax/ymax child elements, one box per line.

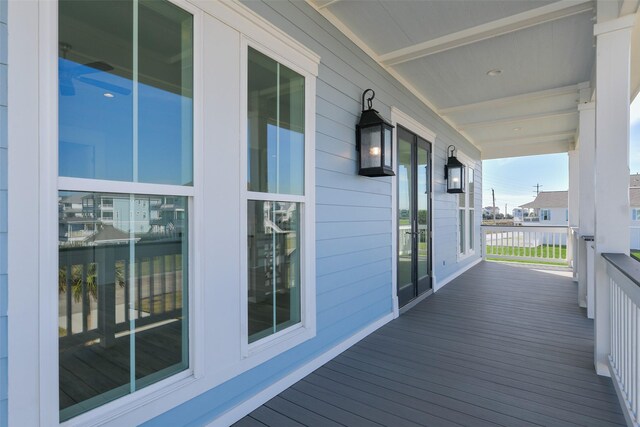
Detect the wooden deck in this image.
<box><xmin>235</xmin><ymin>261</ymin><xmax>626</xmax><ymax>426</ymax></box>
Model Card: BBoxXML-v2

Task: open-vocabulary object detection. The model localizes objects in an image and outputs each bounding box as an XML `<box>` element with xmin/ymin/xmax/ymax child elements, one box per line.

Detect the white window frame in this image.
<box><xmin>456</xmin><ymin>152</ymin><xmax>476</xmax><ymax>260</ymax></box>
<box><xmin>631</xmin><ymin>208</ymin><xmax>640</xmax><ymax>221</ymax></box>
<box><xmin>541</xmin><ymin>208</ymin><xmax>551</xmax><ymax>221</ymax></box>
<box><xmin>239</xmin><ymin>38</ymin><xmax>317</xmax><ymax>359</ymax></box>
<box><xmin>8</xmin><ymin>1</ymin><xmax>318</xmax><ymax>426</ymax></box>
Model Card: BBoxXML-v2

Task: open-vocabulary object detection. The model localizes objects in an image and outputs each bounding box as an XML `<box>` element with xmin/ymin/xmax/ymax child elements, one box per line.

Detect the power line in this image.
<box><xmin>533</xmin><ymin>183</ymin><xmax>543</xmax><ymax>195</ymax></box>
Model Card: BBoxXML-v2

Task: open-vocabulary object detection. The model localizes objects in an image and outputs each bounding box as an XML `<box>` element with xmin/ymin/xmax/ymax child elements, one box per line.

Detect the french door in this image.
<box><xmin>397</xmin><ymin>126</ymin><xmax>432</xmax><ymax>307</ymax></box>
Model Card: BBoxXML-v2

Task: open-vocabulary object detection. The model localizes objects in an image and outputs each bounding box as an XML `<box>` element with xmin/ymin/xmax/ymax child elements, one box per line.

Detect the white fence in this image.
<box><xmin>604</xmin><ymin>254</ymin><xmax>640</xmax><ymax>426</ymax></box>
<box><xmin>481</xmin><ymin>225</ymin><xmax>569</xmax><ymax>265</ymax></box>
<box><xmin>398</xmin><ymin>224</ymin><xmax>428</xmax><ymax>256</ymax></box>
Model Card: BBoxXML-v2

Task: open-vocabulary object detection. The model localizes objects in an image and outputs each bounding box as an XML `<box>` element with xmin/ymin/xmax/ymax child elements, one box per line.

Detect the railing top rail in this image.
<box><xmin>602</xmin><ymin>253</ymin><xmax>640</xmax><ymax>290</ymax></box>
<box><xmin>481</xmin><ymin>225</ymin><xmax>568</xmax><ymax>231</ymax></box>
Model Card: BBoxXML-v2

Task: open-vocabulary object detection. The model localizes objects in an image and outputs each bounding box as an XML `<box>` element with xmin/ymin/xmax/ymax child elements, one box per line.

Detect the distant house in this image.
<box><xmin>518</xmin><ymin>175</ymin><xmax>640</xmax><ymax>250</ymax></box>
<box><xmin>483</xmin><ymin>206</ymin><xmax>500</xmax><ymax>217</ymax></box>
<box><xmin>520</xmin><ymin>191</ymin><xmax>568</xmax><ymax>226</ymax></box>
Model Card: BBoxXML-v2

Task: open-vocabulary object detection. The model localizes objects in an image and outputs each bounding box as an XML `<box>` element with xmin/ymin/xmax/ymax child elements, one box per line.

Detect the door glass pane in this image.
<box><xmin>248</xmin><ymin>48</ymin><xmax>305</xmax><ymax>195</ymax></box>
<box><xmin>58</xmin><ymin>0</ymin><xmax>193</xmax><ymax>185</ymax></box>
<box><xmin>417</xmin><ymin>145</ymin><xmax>429</xmax><ymax>283</ymax></box>
<box><xmin>58</xmin><ymin>191</ymin><xmax>188</xmax><ymax>421</ymax></box>
<box><xmin>248</xmin><ymin>200</ymin><xmax>301</xmax><ymax>343</ymax></box>
<box><xmin>397</xmin><ymin>130</ymin><xmax>413</xmax><ymax>294</ymax></box>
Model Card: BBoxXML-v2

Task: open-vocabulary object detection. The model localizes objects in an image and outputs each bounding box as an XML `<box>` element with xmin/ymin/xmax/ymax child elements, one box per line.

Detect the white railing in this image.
<box><xmin>481</xmin><ymin>225</ymin><xmax>569</xmax><ymax>265</ymax></box>
<box><xmin>603</xmin><ymin>254</ymin><xmax>640</xmax><ymax>426</ymax></box>
<box><xmin>398</xmin><ymin>224</ymin><xmax>428</xmax><ymax>255</ymax></box>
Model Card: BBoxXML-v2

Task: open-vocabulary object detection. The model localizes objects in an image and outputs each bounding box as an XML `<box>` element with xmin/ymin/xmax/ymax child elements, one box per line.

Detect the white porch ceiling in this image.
<box><xmin>309</xmin><ymin>0</ymin><xmax>606</xmax><ymax>160</ymax></box>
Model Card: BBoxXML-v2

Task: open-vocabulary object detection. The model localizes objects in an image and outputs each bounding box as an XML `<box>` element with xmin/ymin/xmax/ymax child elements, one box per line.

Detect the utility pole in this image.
<box><xmin>533</xmin><ymin>183</ymin><xmax>543</xmax><ymax>195</ymax></box>
<box><xmin>492</xmin><ymin>188</ymin><xmax>496</xmax><ymax>224</ymax></box>
<box><xmin>505</xmin><ymin>203</ymin><xmax>508</xmax><ymax>219</ymax></box>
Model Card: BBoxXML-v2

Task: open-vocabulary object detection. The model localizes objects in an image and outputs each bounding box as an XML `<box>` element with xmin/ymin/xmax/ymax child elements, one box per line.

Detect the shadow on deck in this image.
<box><xmin>235</xmin><ymin>261</ymin><xmax>625</xmax><ymax>426</ymax></box>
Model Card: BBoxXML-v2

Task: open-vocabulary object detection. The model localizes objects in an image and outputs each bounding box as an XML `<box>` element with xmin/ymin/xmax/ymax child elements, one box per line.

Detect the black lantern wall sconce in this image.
<box><xmin>445</xmin><ymin>145</ymin><xmax>465</xmax><ymax>194</ymax></box>
<box><xmin>356</xmin><ymin>89</ymin><xmax>395</xmax><ymax>177</ymax></box>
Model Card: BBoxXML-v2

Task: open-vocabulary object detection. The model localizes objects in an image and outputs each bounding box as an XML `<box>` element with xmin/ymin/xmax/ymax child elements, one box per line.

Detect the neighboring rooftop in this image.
<box><xmin>631</xmin><ymin>188</ymin><xmax>640</xmax><ymax>208</ymax></box>
<box><xmin>520</xmin><ymin>191</ymin><xmax>568</xmax><ymax>209</ymax></box>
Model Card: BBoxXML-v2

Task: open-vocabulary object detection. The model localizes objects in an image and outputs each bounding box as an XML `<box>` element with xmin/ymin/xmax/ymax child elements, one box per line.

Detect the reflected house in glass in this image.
<box><xmin>4</xmin><ymin>0</ymin><xmax>639</xmax><ymax>426</ymax></box>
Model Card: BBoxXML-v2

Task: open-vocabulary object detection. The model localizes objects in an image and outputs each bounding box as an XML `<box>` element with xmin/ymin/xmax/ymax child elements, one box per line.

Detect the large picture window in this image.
<box><xmin>58</xmin><ymin>0</ymin><xmax>193</xmax><ymax>421</ymax></box>
<box><xmin>247</xmin><ymin>47</ymin><xmax>306</xmax><ymax>344</ymax></box>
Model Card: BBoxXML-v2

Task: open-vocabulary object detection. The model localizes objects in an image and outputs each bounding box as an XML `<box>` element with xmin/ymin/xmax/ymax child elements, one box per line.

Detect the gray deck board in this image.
<box><xmin>235</xmin><ymin>261</ymin><xmax>626</xmax><ymax>426</ymax></box>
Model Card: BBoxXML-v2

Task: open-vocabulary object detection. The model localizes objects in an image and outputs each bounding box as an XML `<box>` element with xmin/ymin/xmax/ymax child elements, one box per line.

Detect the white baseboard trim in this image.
<box><xmin>607</xmin><ymin>357</ymin><xmax>632</xmax><ymax>426</ymax></box>
<box><xmin>434</xmin><ymin>257</ymin><xmax>482</xmax><ymax>292</ymax></box>
<box><xmin>210</xmin><ymin>312</ymin><xmax>395</xmax><ymax>427</ymax></box>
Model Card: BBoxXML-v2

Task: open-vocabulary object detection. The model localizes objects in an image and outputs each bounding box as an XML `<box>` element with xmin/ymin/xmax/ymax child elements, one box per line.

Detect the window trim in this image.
<box><xmin>52</xmin><ymin>0</ymin><xmax>204</xmax><ymax>424</ymax></box>
<box><xmin>239</xmin><ymin>37</ymin><xmax>317</xmax><ymax>359</ymax></box>
<box><xmin>9</xmin><ymin>0</ymin><xmax>319</xmax><ymax>426</ymax></box>
<box><xmin>541</xmin><ymin>208</ymin><xmax>551</xmax><ymax>221</ymax></box>
<box><xmin>456</xmin><ymin>152</ymin><xmax>476</xmax><ymax>260</ymax></box>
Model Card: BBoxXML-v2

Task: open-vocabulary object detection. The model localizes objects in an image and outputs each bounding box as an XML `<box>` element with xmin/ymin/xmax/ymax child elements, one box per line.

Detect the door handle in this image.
<box><xmin>405</xmin><ymin>231</ymin><xmax>418</xmax><ymax>236</ymax></box>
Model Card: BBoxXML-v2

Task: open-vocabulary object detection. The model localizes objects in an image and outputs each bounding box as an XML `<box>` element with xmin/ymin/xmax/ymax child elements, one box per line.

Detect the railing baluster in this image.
<box><xmin>137</xmin><ymin>258</ymin><xmax>143</xmax><ymax>318</ymax></box>
<box><xmin>174</xmin><ymin>254</ymin><xmax>178</xmax><ymax>310</ymax></box>
<box><xmin>82</xmin><ymin>264</ymin><xmax>89</xmax><ymax>332</ymax></box>
<box><xmin>161</xmin><ymin>255</ymin><xmax>167</xmax><ymax>314</ymax></box>
<box><xmin>635</xmin><ymin>305</ymin><xmax>640</xmax><ymax>424</ymax></box>
<box><xmin>149</xmin><ymin>256</ymin><xmax>155</xmax><ymax>316</ymax></box>
<box><xmin>124</xmin><ymin>260</ymin><xmax>130</xmax><ymax>324</ymax></box>
<box><xmin>65</xmin><ymin>263</ymin><xmax>72</xmax><ymax>336</ymax></box>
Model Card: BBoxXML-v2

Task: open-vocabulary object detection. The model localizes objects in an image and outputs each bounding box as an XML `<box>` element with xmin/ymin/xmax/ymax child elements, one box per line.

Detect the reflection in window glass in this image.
<box><xmin>58</xmin><ymin>191</ymin><xmax>188</xmax><ymax>421</ymax></box>
<box><xmin>248</xmin><ymin>48</ymin><xmax>305</xmax><ymax>195</ymax></box>
<box><xmin>248</xmin><ymin>200</ymin><xmax>301</xmax><ymax>343</ymax></box>
<box><xmin>58</xmin><ymin>0</ymin><xmax>193</xmax><ymax>185</ymax></box>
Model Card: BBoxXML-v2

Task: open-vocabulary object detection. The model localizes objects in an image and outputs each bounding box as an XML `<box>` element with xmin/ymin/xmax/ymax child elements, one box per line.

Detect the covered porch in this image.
<box><xmin>237</xmin><ymin>261</ymin><xmax>625</xmax><ymax>426</ymax></box>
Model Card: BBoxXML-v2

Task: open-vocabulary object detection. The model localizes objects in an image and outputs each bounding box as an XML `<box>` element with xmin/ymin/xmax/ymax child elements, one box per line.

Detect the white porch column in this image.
<box><xmin>577</xmin><ymin>102</ymin><xmax>595</xmax><ymax>310</ymax></box>
<box><xmin>593</xmin><ymin>14</ymin><xmax>635</xmax><ymax>376</ymax></box>
<box><xmin>568</xmin><ymin>149</ymin><xmax>579</xmax><ymax>281</ymax></box>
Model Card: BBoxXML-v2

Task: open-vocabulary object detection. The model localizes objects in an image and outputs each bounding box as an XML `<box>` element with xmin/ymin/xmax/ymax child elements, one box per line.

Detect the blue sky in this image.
<box><xmin>482</xmin><ymin>95</ymin><xmax>640</xmax><ymax>212</ymax></box>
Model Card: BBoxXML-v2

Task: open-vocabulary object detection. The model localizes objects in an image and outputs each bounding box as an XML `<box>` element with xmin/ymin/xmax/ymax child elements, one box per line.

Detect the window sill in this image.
<box><xmin>244</xmin><ymin>323</ymin><xmax>315</xmax><ymax>361</ymax></box>
<box><xmin>61</xmin><ymin>369</ymin><xmax>199</xmax><ymax>427</ymax></box>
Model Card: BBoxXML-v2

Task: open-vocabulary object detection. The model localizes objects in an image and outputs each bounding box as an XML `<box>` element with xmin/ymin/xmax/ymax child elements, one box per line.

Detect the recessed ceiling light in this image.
<box><xmin>486</xmin><ymin>69</ymin><xmax>502</xmax><ymax>76</ymax></box>
<box><xmin>103</xmin><ymin>92</ymin><xmax>115</xmax><ymax>98</ymax></box>
<box><xmin>513</xmin><ymin>127</ymin><xmax>521</xmax><ymax>131</ymax></box>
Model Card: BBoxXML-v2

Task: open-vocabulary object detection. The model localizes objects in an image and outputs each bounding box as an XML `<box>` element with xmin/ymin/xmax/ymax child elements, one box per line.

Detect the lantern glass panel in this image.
<box><xmin>383</xmin><ymin>126</ymin><xmax>392</xmax><ymax>168</ymax></box>
<box><xmin>360</xmin><ymin>125</ymin><xmax>382</xmax><ymax>169</ymax></box>
<box><xmin>449</xmin><ymin>165</ymin><xmax>462</xmax><ymax>191</ymax></box>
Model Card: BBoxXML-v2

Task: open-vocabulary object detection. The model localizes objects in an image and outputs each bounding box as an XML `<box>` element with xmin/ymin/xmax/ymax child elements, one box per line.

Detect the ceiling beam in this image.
<box><xmin>316</xmin><ymin>0</ymin><xmax>342</xmax><ymax>10</ymax></box>
<box><xmin>378</xmin><ymin>0</ymin><xmax>594</xmax><ymax>66</ymax></box>
<box><xmin>619</xmin><ymin>0</ymin><xmax>639</xmax><ymax>16</ymax></box>
<box><xmin>439</xmin><ymin>82</ymin><xmax>588</xmax><ymax>116</ymax></box>
<box><xmin>481</xmin><ymin>140</ymin><xmax>572</xmax><ymax>160</ymax></box>
<box><xmin>475</xmin><ymin>131</ymin><xmax>576</xmax><ymax>147</ymax></box>
<box><xmin>305</xmin><ymin>0</ymin><xmax>482</xmax><ymax>150</ymax></box>
<box><xmin>457</xmin><ymin>109</ymin><xmax>578</xmax><ymax>130</ymax></box>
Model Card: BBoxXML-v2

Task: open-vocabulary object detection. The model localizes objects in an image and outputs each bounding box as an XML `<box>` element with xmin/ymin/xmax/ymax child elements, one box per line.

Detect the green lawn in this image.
<box><xmin>632</xmin><ymin>250</ymin><xmax>640</xmax><ymax>262</ymax></box>
<box><xmin>486</xmin><ymin>245</ymin><xmax>567</xmax><ymax>266</ymax></box>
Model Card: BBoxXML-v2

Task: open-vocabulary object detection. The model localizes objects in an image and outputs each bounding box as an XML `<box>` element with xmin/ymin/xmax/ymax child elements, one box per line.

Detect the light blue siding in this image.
<box><xmin>0</xmin><ymin>0</ymin><xmax>7</xmax><ymax>423</ymax></box>
<box><xmin>141</xmin><ymin>1</ymin><xmax>481</xmax><ymax>425</ymax></box>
